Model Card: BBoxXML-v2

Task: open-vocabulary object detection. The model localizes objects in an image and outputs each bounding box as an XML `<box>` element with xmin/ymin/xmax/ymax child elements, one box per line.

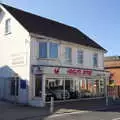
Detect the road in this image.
<box><xmin>43</xmin><ymin>107</ymin><xmax>120</xmax><ymax>120</ymax></box>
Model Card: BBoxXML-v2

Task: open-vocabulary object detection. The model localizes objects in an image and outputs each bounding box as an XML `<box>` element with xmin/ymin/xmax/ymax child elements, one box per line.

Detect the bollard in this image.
<box><xmin>106</xmin><ymin>96</ymin><xmax>108</xmax><ymax>106</ymax></box>
<box><xmin>113</xmin><ymin>95</ymin><xmax>116</xmax><ymax>101</ymax></box>
<box><xmin>50</xmin><ymin>97</ymin><xmax>54</xmax><ymax>113</ymax></box>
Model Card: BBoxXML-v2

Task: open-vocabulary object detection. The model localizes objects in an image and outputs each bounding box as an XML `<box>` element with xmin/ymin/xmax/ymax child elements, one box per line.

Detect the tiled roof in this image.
<box><xmin>1</xmin><ymin>3</ymin><xmax>106</xmax><ymax>51</ymax></box>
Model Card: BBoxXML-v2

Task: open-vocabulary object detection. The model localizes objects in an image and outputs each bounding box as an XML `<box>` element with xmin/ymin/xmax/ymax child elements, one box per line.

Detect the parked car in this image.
<box><xmin>45</xmin><ymin>89</ymin><xmax>56</xmax><ymax>101</ymax></box>
<box><xmin>52</xmin><ymin>89</ymin><xmax>70</xmax><ymax>100</ymax></box>
<box><xmin>45</xmin><ymin>88</ymin><xmax>70</xmax><ymax>101</ymax></box>
<box><xmin>69</xmin><ymin>90</ymin><xmax>79</xmax><ymax>99</ymax></box>
<box><xmin>80</xmin><ymin>89</ymin><xmax>92</xmax><ymax>98</ymax></box>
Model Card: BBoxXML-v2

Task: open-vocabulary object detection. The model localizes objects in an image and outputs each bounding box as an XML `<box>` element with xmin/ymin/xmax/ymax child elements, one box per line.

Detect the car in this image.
<box><xmin>52</xmin><ymin>89</ymin><xmax>70</xmax><ymax>100</ymax></box>
<box><xmin>80</xmin><ymin>89</ymin><xmax>92</xmax><ymax>98</ymax></box>
<box><xmin>69</xmin><ymin>90</ymin><xmax>79</xmax><ymax>99</ymax></box>
<box><xmin>45</xmin><ymin>89</ymin><xmax>56</xmax><ymax>101</ymax></box>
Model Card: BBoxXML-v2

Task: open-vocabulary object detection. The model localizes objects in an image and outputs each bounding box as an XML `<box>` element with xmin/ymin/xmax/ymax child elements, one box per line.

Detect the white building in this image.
<box><xmin>0</xmin><ymin>3</ymin><xmax>109</xmax><ymax>107</ymax></box>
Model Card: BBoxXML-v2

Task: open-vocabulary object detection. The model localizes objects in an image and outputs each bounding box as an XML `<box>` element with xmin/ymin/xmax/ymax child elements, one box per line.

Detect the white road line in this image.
<box><xmin>48</xmin><ymin>111</ymin><xmax>89</xmax><ymax>118</ymax></box>
<box><xmin>112</xmin><ymin>118</ymin><xmax>120</xmax><ymax>120</ymax></box>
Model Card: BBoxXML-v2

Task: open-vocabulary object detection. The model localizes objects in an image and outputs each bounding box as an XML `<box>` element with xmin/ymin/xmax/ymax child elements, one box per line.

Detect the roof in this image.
<box><xmin>104</xmin><ymin>56</ymin><xmax>120</xmax><ymax>61</ymax></box>
<box><xmin>1</xmin><ymin>3</ymin><xmax>106</xmax><ymax>51</ymax></box>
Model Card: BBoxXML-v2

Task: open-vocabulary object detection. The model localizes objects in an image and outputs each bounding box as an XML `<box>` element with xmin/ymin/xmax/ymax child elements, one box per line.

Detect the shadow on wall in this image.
<box><xmin>0</xmin><ymin>65</ymin><xmax>28</xmax><ymax>104</ymax></box>
<box><xmin>0</xmin><ymin>8</ymin><xmax>5</xmax><ymax>24</ymax></box>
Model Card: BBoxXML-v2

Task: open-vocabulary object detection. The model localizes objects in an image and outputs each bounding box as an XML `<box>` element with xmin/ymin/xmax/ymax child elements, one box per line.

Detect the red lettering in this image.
<box><xmin>77</xmin><ymin>69</ymin><xmax>81</xmax><ymax>74</ymax></box>
<box><xmin>54</xmin><ymin>68</ymin><xmax>60</xmax><ymax>74</ymax></box>
<box><xmin>67</xmin><ymin>68</ymin><xmax>73</xmax><ymax>74</ymax></box>
<box><xmin>67</xmin><ymin>68</ymin><xmax>92</xmax><ymax>76</ymax></box>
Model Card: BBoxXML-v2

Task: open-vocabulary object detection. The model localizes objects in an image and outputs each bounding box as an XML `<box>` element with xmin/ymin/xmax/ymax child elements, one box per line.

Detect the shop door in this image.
<box><xmin>10</xmin><ymin>77</ymin><xmax>19</xmax><ymax>102</ymax></box>
<box><xmin>35</xmin><ymin>75</ymin><xmax>42</xmax><ymax>97</ymax></box>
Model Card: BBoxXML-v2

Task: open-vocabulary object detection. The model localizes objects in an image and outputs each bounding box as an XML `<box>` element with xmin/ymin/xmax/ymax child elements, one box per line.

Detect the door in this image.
<box><xmin>10</xmin><ymin>77</ymin><xmax>19</xmax><ymax>101</ymax></box>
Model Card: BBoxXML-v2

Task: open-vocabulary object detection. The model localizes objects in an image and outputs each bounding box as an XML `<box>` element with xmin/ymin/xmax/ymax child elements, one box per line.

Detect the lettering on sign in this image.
<box><xmin>67</xmin><ymin>68</ymin><xmax>92</xmax><ymax>76</ymax></box>
<box><xmin>53</xmin><ymin>67</ymin><xmax>92</xmax><ymax>76</ymax></box>
<box><xmin>54</xmin><ymin>68</ymin><xmax>60</xmax><ymax>74</ymax></box>
<box><xmin>11</xmin><ymin>53</ymin><xmax>26</xmax><ymax>66</ymax></box>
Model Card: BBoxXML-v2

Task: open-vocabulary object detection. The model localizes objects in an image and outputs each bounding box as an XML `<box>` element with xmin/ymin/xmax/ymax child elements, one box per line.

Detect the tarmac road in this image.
<box><xmin>43</xmin><ymin>107</ymin><xmax>120</xmax><ymax>120</ymax></box>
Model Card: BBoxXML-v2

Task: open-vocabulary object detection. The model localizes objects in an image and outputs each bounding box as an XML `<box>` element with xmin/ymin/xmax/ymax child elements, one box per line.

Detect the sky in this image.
<box><xmin>2</xmin><ymin>0</ymin><xmax>120</xmax><ymax>56</ymax></box>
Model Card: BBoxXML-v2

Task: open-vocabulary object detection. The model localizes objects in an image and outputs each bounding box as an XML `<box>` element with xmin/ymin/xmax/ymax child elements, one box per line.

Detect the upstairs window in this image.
<box><xmin>77</xmin><ymin>50</ymin><xmax>83</xmax><ymax>64</ymax></box>
<box><xmin>65</xmin><ymin>47</ymin><xmax>72</xmax><ymax>63</ymax></box>
<box><xmin>49</xmin><ymin>43</ymin><xmax>58</xmax><ymax>58</ymax></box>
<box><xmin>39</xmin><ymin>42</ymin><xmax>58</xmax><ymax>58</ymax></box>
<box><xmin>93</xmin><ymin>53</ymin><xmax>98</xmax><ymax>67</ymax></box>
<box><xmin>39</xmin><ymin>42</ymin><xmax>47</xmax><ymax>58</ymax></box>
<box><xmin>5</xmin><ymin>19</ymin><xmax>11</xmax><ymax>34</ymax></box>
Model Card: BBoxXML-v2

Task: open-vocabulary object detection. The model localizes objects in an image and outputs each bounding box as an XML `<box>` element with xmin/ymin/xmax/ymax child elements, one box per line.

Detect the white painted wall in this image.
<box><xmin>0</xmin><ymin>5</ymin><xmax>31</xmax><ymax>103</ymax></box>
<box><xmin>30</xmin><ymin>34</ymin><xmax>105</xmax><ymax>71</ymax></box>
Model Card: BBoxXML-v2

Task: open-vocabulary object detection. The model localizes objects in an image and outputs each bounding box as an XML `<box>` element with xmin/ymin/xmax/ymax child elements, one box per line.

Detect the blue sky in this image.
<box><xmin>2</xmin><ymin>0</ymin><xmax>120</xmax><ymax>56</ymax></box>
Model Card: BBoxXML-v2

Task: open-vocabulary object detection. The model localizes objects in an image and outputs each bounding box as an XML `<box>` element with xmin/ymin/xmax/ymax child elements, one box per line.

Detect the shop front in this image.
<box><xmin>31</xmin><ymin>65</ymin><xmax>109</xmax><ymax>106</ymax></box>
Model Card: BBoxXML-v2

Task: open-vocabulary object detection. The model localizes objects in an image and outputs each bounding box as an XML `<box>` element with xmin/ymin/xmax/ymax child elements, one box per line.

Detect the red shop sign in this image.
<box><xmin>54</xmin><ymin>68</ymin><xmax>60</xmax><ymax>74</ymax></box>
<box><xmin>67</xmin><ymin>68</ymin><xmax>92</xmax><ymax>76</ymax></box>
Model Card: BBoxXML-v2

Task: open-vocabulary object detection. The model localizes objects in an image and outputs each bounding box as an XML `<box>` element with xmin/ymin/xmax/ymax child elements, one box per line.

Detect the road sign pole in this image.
<box><xmin>105</xmin><ymin>76</ymin><xmax>108</xmax><ymax>106</ymax></box>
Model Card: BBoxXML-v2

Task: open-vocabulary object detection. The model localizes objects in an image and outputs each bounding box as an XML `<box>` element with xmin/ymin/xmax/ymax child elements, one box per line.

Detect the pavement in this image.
<box><xmin>0</xmin><ymin>98</ymin><xmax>120</xmax><ymax>120</ymax></box>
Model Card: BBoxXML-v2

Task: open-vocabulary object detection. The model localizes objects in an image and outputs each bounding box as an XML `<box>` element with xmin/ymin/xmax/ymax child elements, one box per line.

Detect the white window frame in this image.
<box><xmin>5</xmin><ymin>18</ymin><xmax>11</xmax><ymax>34</ymax></box>
<box><xmin>38</xmin><ymin>41</ymin><xmax>59</xmax><ymax>59</ymax></box>
<box><xmin>64</xmin><ymin>47</ymin><xmax>72</xmax><ymax>63</ymax></box>
<box><xmin>77</xmin><ymin>49</ymin><xmax>84</xmax><ymax>65</ymax></box>
<box><xmin>93</xmin><ymin>53</ymin><xmax>98</xmax><ymax>67</ymax></box>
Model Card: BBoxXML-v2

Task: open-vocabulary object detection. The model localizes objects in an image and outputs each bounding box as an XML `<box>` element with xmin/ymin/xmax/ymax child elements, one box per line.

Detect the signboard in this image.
<box><xmin>67</xmin><ymin>68</ymin><xmax>92</xmax><ymax>76</ymax></box>
<box><xmin>32</xmin><ymin>66</ymin><xmax>43</xmax><ymax>75</ymax></box>
<box><xmin>53</xmin><ymin>68</ymin><xmax>92</xmax><ymax>76</ymax></box>
<box><xmin>32</xmin><ymin>65</ymin><xmax>107</xmax><ymax>78</ymax></box>
<box><xmin>11</xmin><ymin>53</ymin><xmax>26</xmax><ymax>66</ymax></box>
<box><xmin>20</xmin><ymin>80</ymin><xmax>26</xmax><ymax>89</ymax></box>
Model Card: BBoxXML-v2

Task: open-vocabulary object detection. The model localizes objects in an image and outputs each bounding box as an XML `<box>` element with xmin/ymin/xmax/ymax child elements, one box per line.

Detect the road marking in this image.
<box><xmin>48</xmin><ymin>111</ymin><xmax>89</xmax><ymax>118</ymax></box>
<box><xmin>112</xmin><ymin>118</ymin><xmax>120</xmax><ymax>120</ymax></box>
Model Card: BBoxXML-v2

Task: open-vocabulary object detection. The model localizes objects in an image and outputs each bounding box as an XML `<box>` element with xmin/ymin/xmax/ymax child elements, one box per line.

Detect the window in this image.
<box><xmin>65</xmin><ymin>47</ymin><xmax>72</xmax><ymax>63</ymax></box>
<box><xmin>39</xmin><ymin>42</ymin><xmax>58</xmax><ymax>59</ymax></box>
<box><xmin>93</xmin><ymin>53</ymin><xmax>98</xmax><ymax>67</ymax></box>
<box><xmin>49</xmin><ymin>43</ymin><xmax>58</xmax><ymax>58</ymax></box>
<box><xmin>39</xmin><ymin>42</ymin><xmax>47</xmax><ymax>58</ymax></box>
<box><xmin>10</xmin><ymin>77</ymin><xmax>19</xmax><ymax>96</ymax></box>
<box><xmin>5</xmin><ymin>19</ymin><xmax>11</xmax><ymax>34</ymax></box>
<box><xmin>35</xmin><ymin>75</ymin><xmax>42</xmax><ymax>97</ymax></box>
<box><xmin>77</xmin><ymin>50</ymin><xmax>83</xmax><ymax>64</ymax></box>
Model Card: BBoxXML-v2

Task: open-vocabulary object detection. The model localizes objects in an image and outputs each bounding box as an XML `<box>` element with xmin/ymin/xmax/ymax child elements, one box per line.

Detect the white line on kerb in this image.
<box><xmin>112</xmin><ymin>118</ymin><xmax>120</xmax><ymax>120</ymax></box>
<box><xmin>48</xmin><ymin>111</ymin><xmax>89</xmax><ymax>118</ymax></box>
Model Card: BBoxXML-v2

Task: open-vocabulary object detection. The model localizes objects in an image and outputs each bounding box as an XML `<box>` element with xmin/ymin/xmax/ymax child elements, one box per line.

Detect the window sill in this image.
<box><xmin>37</xmin><ymin>58</ymin><xmax>58</xmax><ymax>61</ymax></box>
<box><xmin>64</xmin><ymin>61</ymin><xmax>72</xmax><ymax>65</ymax></box>
<box><xmin>93</xmin><ymin>66</ymin><xmax>98</xmax><ymax>69</ymax></box>
<box><xmin>76</xmin><ymin>63</ymin><xmax>83</xmax><ymax>66</ymax></box>
<box><xmin>5</xmin><ymin>32</ymin><xmax>11</xmax><ymax>35</ymax></box>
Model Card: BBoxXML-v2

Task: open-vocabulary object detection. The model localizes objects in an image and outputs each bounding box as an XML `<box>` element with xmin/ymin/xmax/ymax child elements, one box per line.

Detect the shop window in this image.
<box><xmin>65</xmin><ymin>47</ymin><xmax>72</xmax><ymax>63</ymax></box>
<box><xmin>5</xmin><ymin>18</ymin><xmax>11</xmax><ymax>34</ymax></box>
<box><xmin>10</xmin><ymin>77</ymin><xmax>19</xmax><ymax>96</ymax></box>
<box><xmin>35</xmin><ymin>75</ymin><xmax>42</xmax><ymax>97</ymax></box>
<box><xmin>49</xmin><ymin>43</ymin><xmax>58</xmax><ymax>58</ymax></box>
<box><xmin>39</xmin><ymin>42</ymin><xmax>47</xmax><ymax>58</ymax></box>
<box><xmin>77</xmin><ymin>50</ymin><xmax>83</xmax><ymax>64</ymax></box>
<box><xmin>93</xmin><ymin>53</ymin><xmax>98</xmax><ymax>67</ymax></box>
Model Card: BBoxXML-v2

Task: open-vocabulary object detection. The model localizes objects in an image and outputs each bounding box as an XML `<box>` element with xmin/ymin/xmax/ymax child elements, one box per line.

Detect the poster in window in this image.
<box><xmin>20</xmin><ymin>80</ymin><xmax>26</xmax><ymax>89</ymax></box>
